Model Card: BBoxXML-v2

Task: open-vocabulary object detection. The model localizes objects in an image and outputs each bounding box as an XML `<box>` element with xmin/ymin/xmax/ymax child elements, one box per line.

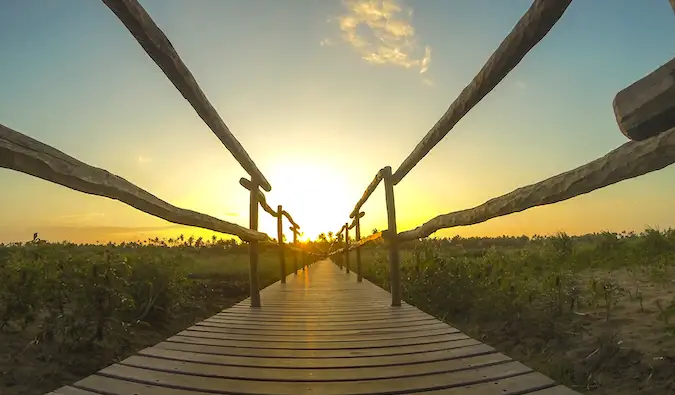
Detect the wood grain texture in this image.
<box><xmin>350</xmin><ymin>168</ymin><xmax>385</xmax><ymax>218</ymax></box>
<box><xmin>282</xmin><ymin>210</ymin><xmax>300</xmax><ymax>229</ymax></box>
<box><xmin>0</xmin><ymin>124</ymin><xmax>268</xmax><ymax>242</ymax></box>
<box><xmin>56</xmin><ymin>260</ymin><xmax>576</xmax><ymax>395</ymax></box>
<box><xmin>101</xmin><ymin>0</ymin><xmax>271</xmax><ymax>191</ymax></box>
<box><xmin>398</xmin><ymin>127</ymin><xmax>675</xmax><ymax>241</ymax></box>
<box><xmin>240</xmin><ymin>178</ymin><xmax>278</xmax><ymax>217</ymax></box>
<box><xmin>613</xmin><ymin>57</ymin><xmax>675</xmax><ymax>141</ymax></box>
<box><xmin>391</xmin><ymin>0</ymin><xmax>572</xmax><ymax>184</ymax></box>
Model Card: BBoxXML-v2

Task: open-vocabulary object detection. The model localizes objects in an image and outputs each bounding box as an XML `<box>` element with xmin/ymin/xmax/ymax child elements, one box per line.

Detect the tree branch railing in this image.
<box><xmin>330</xmin><ymin>0</ymin><xmax>675</xmax><ymax>307</ymax></box>
<box><xmin>0</xmin><ymin>0</ymin><xmax>321</xmax><ymax>309</ymax></box>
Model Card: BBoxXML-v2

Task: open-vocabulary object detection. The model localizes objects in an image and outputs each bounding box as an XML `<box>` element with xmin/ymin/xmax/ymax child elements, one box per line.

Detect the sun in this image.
<box><xmin>259</xmin><ymin>160</ymin><xmax>354</xmax><ymax>242</ymax></box>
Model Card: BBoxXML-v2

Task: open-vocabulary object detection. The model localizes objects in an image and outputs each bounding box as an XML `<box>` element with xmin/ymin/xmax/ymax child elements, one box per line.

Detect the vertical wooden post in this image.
<box><xmin>344</xmin><ymin>222</ymin><xmax>350</xmax><ymax>274</ymax></box>
<box><xmin>355</xmin><ymin>214</ymin><xmax>362</xmax><ymax>283</ymax></box>
<box><xmin>248</xmin><ymin>180</ymin><xmax>261</xmax><ymax>308</ymax></box>
<box><xmin>382</xmin><ymin>166</ymin><xmax>401</xmax><ymax>307</ymax></box>
<box><xmin>277</xmin><ymin>205</ymin><xmax>286</xmax><ymax>284</ymax></box>
<box><xmin>292</xmin><ymin>228</ymin><xmax>299</xmax><ymax>275</ymax></box>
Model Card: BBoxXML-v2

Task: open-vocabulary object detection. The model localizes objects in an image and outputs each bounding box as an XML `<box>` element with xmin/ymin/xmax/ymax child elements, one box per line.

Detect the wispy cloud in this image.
<box><xmin>333</xmin><ymin>0</ymin><xmax>431</xmax><ymax>75</ymax></box>
<box><xmin>137</xmin><ymin>155</ymin><xmax>151</xmax><ymax>163</ymax></box>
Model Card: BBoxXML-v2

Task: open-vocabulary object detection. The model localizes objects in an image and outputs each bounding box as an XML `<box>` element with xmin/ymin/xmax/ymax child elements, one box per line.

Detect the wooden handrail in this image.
<box><xmin>101</xmin><ymin>0</ymin><xmax>271</xmax><ymax>191</ymax></box>
<box><xmin>398</xmin><ymin>127</ymin><xmax>675</xmax><ymax>241</ymax></box>
<box><xmin>0</xmin><ymin>124</ymin><xmax>268</xmax><ymax>242</ymax></box>
<box><xmin>328</xmin><ymin>231</ymin><xmax>383</xmax><ymax>256</ymax></box>
<box><xmin>350</xmin><ymin>169</ymin><xmax>385</xmax><ymax>218</ymax></box>
<box><xmin>282</xmin><ymin>210</ymin><xmax>300</xmax><ymax>230</ymax></box>
<box><xmin>239</xmin><ymin>178</ymin><xmax>277</xmax><ymax>217</ymax></box>
<box><xmin>391</xmin><ymin>0</ymin><xmax>572</xmax><ymax>185</ymax></box>
<box><xmin>348</xmin><ymin>211</ymin><xmax>365</xmax><ymax>230</ymax></box>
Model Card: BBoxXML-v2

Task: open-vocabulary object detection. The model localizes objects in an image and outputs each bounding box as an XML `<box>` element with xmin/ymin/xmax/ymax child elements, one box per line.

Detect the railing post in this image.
<box><xmin>382</xmin><ymin>166</ymin><xmax>401</xmax><ymax>307</ymax></box>
<box><xmin>355</xmin><ymin>214</ymin><xmax>362</xmax><ymax>283</ymax></box>
<box><xmin>248</xmin><ymin>179</ymin><xmax>261</xmax><ymax>308</ymax></box>
<box><xmin>292</xmin><ymin>229</ymin><xmax>299</xmax><ymax>275</ymax></box>
<box><xmin>344</xmin><ymin>222</ymin><xmax>350</xmax><ymax>274</ymax></box>
<box><xmin>277</xmin><ymin>205</ymin><xmax>286</xmax><ymax>284</ymax></box>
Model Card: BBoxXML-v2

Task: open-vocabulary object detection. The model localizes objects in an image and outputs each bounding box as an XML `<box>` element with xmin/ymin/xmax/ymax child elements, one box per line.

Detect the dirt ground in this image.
<box><xmin>0</xmin><ymin>285</ymin><xmax>240</xmax><ymax>395</ymax></box>
<box><xmin>462</xmin><ymin>267</ymin><xmax>675</xmax><ymax>394</ymax></box>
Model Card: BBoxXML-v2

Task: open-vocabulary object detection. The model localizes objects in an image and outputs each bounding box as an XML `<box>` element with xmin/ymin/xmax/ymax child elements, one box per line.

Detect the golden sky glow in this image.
<box><xmin>1</xmin><ymin>0</ymin><xmax>675</xmax><ymax>244</ymax></box>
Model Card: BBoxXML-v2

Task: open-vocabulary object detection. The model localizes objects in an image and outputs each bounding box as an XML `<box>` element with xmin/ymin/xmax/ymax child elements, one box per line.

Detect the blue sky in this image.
<box><xmin>1</xmin><ymin>0</ymin><xmax>674</xmax><ymax>243</ymax></box>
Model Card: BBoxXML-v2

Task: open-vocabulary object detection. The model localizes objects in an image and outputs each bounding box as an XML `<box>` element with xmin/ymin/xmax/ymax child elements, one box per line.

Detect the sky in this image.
<box><xmin>1</xmin><ymin>0</ymin><xmax>674</xmax><ymax>244</ymax></box>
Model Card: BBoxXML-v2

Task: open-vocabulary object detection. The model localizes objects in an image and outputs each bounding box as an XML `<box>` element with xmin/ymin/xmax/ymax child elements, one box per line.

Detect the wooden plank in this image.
<box><xmin>528</xmin><ymin>385</ymin><xmax>582</xmax><ymax>394</ymax></box>
<box><xmin>50</xmin><ymin>387</ymin><xmax>99</xmax><ymax>395</ymax></box>
<box><xmin>81</xmin><ymin>361</ymin><xmax>534</xmax><ymax>395</ymax></box>
<box><xmin>182</xmin><ymin>325</ymin><xmax>459</xmax><ymax>342</ymax></box>
<box><xmin>139</xmin><ymin>343</ymin><xmax>499</xmax><ymax>369</ymax></box>
<box><xmin>118</xmin><ymin>352</ymin><xmax>512</xmax><ymax>381</ymax></box>
<box><xmin>172</xmin><ymin>330</ymin><xmax>468</xmax><ymax>350</ymax></box>
<box><xmin>412</xmin><ymin>372</ymin><xmax>555</xmax><ymax>394</ymax></box>
<box><xmin>53</xmin><ymin>260</ymin><xmax>578</xmax><ymax>395</ymax></box>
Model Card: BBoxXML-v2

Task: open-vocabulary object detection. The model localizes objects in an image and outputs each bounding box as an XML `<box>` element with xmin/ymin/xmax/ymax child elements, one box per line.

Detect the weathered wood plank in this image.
<box><xmin>398</xmin><ymin>127</ymin><xmax>675</xmax><ymax>241</ymax></box>
<box><xmin>55</xmin><ymin>260</ymin><xmax>578</xmax><ymax>395</ymax></box>
<box><xmin>350</xmin><ymin>169</ymin><xmax>385</xmax><ymax>218</ymax></box>
<box><xmin>613</xmin><ymin>57</ymin><xmax>675</xmax><ymax>141</ymax></box>
<box><xmin>392</xmin><ymin>0</ymin><xmax>573</xmax><ymax>184</ymax></box>
<box><xmin>0</xmin><ymin>124</ymin><xmax>268</xmax><ymax>242</ymax></box>
<box><xmin>101</xmin><ymin>0</ymin><xmax>271</xmax><ymax>191</ymax></box>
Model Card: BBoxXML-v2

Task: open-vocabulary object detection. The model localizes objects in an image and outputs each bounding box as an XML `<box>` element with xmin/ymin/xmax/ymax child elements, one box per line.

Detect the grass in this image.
<box><xmin>0</xmin><ymin>236</ymin><xmax>306</xmax><ymax>395</ymax></box>
<box><xmin>347</xmin><ymin>228</ymin><xmax>675</xmax><ymax>394</ymax></box>
<box><xmin>4</xmin><ymin>229</ymin><xmax>675</xmax><ymax>394</ymax></box>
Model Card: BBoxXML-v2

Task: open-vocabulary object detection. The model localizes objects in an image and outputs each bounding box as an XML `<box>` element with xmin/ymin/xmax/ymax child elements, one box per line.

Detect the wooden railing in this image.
<box><xmin>329</xmin><ymin>0</ymin><xmax>675</xmax><ymax>307</ymax></box>
<box><xmin>0</xmin><ymin>0</ymin><xmax>321</xmax><ymax>308</ymax></box>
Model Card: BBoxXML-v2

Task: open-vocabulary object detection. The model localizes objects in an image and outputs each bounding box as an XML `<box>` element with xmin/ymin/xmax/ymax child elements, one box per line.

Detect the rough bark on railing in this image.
<box><xmin>392</xmin><ymin>0</ymin><xmax>572</xmax><ymax>184</ymax></box>
<box><xmin>398</xmin><ymin>127</ymin><xmax>675</xmax><ymax>241</ymax></box>
<box><xmin>348</xmin><ymin>211</ymin><xmax>365</xmax><ymax>230</ymax></box>
<box><xmin>613</xmin><ymin>57</ymin><xmax>675</xmax><ymax>141</ymax></box>
<box><xmin>0</xmin><ymin>124</ymin><xmax>268</xmax><ymax>242</ymax></box>
<box><xmin>328</xmin><ymin>231</ymin><xmax>383</xmax><ymax>256</ymax></box>
<box><xmin>101</xmin><ymin>0</ymin><xmax>271</xmax><ymax>191</ymax></box>
<box><xmin>239</xmin><ymin>178</ymin><xmax>277</xmax><ymax>217</ymax></box>
<box><xmin>350</xmin><ymin>169</ymin><xmax>384</xmax><ymax>218</ymax></box>
<box><xmin>282</xmin><ymin>210</ymin><xmax>299</xmax><ymax>230</ymax></box>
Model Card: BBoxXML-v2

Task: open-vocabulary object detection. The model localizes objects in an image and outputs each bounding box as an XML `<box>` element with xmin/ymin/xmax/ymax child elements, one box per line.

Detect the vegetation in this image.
<box><xmin>4</xmin><ymin>228</ymin><xmax>675</xmax><ymax>394</ymax></box>
<box><xmin>0</xmin><ymin>234</ymin><xmax>312</xmax><ymax>395</ymax></box>
<box><xmin>352</xmin><ymin>228</ymin><xmax>675</xmax><ymax>395</ymax></box>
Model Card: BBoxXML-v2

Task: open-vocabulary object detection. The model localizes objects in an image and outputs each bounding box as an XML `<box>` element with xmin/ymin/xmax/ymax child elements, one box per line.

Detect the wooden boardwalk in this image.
<box><xmin>50</xmin><ymin>260</ymin><xmax>579</xmax><ymax>395</ymax></box>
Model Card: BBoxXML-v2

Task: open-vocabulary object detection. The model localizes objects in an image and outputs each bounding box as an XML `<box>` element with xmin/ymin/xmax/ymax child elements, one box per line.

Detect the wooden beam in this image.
<box><xmin>101</xmin><ymin>0</ymin><xmax>271</xmax><ymax>191</ymax></box>
<box><xmin>383</xmin><ymin>166</ymin><xmax>401</xmax><ymax>307</ymax></box>
<box><xmin>344</xmin><ymin>222</ymin><xmax>350</xmax><ymax>274</ymax></box>
<box><xmin>248</xmin><ymin>179</ymin><xmax>261</xmax><ymax>308</ymax></box>
<box><xmin>354</xmin><ymin>212</ymin><xmax>362</xmax><ymax>283</ymax></box>
<box><xmin>398</xmin><ymin>127</ymin><xmax>675</xmax><ymax>241</ymax></box>
<box><xmin>239</xmin><ymin>178</ymin><xmax>277</xmax><ymax>217</ymax></box>
<box><xmin>0</xmin><ymin>124</ymin><xmax>268</xmax><ymax>242</ymax></box>
<box><xmin>282</xmin><ymin>210</ymin><xmax>300</xmax><ymax>230</ymax></box>
<box><xmin>350</xmin><ymin>169</ymin><xmax>385</xmax><ymax>218</ymax></box>
<box><xmin>391</xmin><ymin>0</ymin><xmax>572</xmax><ymax>185</ymax></box>
<box><xmin>613</xmin><ymin>57</ymin><xmax>675</xmax><ymax>141</ymax></box>
<box><xmin>277</xmin><ymin>205</ymin><xmax>286</xmax><ymax>284</ymax></box>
